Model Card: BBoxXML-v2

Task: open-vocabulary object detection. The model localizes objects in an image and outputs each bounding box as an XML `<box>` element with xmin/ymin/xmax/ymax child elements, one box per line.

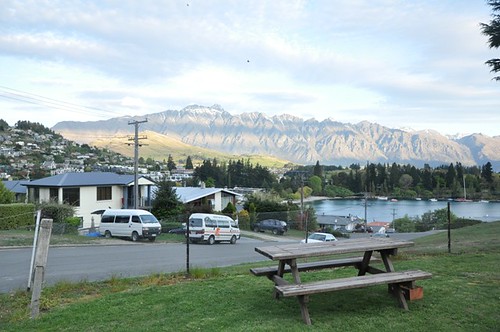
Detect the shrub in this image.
<box><xmin>0</xmin><ymin>203</ymin><xmax>36</xmax><ymax>230</ymax></box>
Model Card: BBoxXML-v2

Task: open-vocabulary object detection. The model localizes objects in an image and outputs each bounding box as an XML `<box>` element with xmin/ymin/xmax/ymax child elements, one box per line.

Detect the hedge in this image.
<box><xmin>0</xmin><ymin>203</ymin><xmax>36</xmax><ymax>230</ymax></box>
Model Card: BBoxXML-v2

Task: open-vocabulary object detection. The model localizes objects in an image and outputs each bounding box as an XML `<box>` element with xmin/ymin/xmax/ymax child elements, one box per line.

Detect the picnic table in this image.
<box><xmin>251</xmin><ymin>237</ymin><xmax>432</xmax><ymax>325</ymax></box>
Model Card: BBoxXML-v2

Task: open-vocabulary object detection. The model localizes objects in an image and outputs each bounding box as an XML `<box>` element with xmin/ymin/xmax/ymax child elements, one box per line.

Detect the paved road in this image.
<box><xmin>0</xmin><ymin>236</ymin><xmax>282</xmax><ymax>293</ymax></box>
<box><xmin>0</xmin><ymin>231</ymin><xmax>438</xmax><ymax>293</ymax></box>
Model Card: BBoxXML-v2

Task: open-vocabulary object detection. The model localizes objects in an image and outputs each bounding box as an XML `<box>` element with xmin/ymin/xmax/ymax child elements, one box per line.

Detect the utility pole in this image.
<box><xmin>391</xmin><ymin>208</ymin><xmax>397</xmax><ymax>232</ymax></box>
<box><xmin>364</xmin><ymin>192</ymin><xmax>368</xmax><ymax>231</ymax></box>
<box><xmin>128</xmin><ymin>119</ymin><xmax>148</xmax><ymax>209</ymax></box>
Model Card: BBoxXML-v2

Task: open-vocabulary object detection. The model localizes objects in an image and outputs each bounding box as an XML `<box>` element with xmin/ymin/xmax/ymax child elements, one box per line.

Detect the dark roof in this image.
<box><xmin>23</xmin><ymin>172</ymin><xmax>150</xmax><ymax>188</ymax></box>
<box><xmin>2</xmin><ymin>180</ymin><xmax>30</xmax><ymax>194</ymax></box>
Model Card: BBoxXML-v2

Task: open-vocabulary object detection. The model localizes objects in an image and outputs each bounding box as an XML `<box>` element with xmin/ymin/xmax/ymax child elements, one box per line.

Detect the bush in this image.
<box><xmin>0</xmin><ymin>203</ymin><xmax>36</xmax><ymax>230</ymax></box>
<box><xmin>39</xmin><ymin>203</ymin><xmax>75</xmax><ymax>224</ymax></box>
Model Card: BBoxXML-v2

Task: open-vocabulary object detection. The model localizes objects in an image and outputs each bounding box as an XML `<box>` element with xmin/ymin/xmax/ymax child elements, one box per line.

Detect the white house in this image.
<box><xmin>24</xmin><ymin>172</ymin><xmax>155</xmax><ymax>229</ymax></box>
<box><xmin>172</xmin><ymin>186</ymin><xmax>241</xmax><ymax>212</ymax></box>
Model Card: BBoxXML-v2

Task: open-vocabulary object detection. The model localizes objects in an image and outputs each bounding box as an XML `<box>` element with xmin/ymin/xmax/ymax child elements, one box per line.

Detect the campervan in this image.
<box><xmin>99</xmin><ymin>209</ymin><xmax>161</xmax><ymax>242</ymax></box>
<box><xmin>188</xmin><ymin>213</ymin><xmax>240</xmax><ymax>245</ymax></box>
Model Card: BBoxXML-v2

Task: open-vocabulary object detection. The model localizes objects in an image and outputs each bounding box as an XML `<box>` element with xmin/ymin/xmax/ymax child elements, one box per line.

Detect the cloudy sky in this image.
<box><xmin>0</xmin><ymin>0</ymin><xmax>498</xmax><ymax>136</ymax></box>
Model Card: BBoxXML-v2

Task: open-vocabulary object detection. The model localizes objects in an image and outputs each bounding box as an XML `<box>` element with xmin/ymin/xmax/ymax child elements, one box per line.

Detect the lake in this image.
<box><xmin>308</xmin><ymin>199</ymin><xmax>500</xmax><ymax>222</ymax></box>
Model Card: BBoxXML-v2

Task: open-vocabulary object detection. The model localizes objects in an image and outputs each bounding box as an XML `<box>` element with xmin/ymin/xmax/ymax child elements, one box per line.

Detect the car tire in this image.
<box><xmin>131</xmin><ymin>231</ymin><xmax>139</xmax><ymax>242</ymax></box>
<box><xmin>104</xmin><ymin>230</ymin><xmax>112</xmax><ymax>238</ymax></box>
<box><xmin>207</xmin><ymin>236</ymin><xmax>215</xmax><ymax>245</ymax></box>
<box><xmin>272</xmin><ymin>229</ymin><xmax>278</xmax><ymax>235</ymax></box>
<box><xmin>230</xmin><ymin>235</ymin><xmax>237</xmax><ymax>244</ymax></box>
<box><xmin>253</xmin><ymin>227</ymin><xmax>259</xmax><ymax>232</ymax></box>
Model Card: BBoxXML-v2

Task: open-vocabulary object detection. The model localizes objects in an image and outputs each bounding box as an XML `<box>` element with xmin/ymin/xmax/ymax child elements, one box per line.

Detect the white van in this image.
<box><xmin>188</xmin><ymin>213</ymin><xmax>240</xmax><ymax>245</ymax></box>
<box><xmin>99</xmin><ymin>209</ymin><xmax>162</xmax><ymax>242</ymax></box>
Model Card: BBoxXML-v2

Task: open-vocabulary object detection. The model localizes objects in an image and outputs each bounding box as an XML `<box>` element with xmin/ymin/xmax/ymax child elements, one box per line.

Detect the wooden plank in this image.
<box><xmin>255</xmin><ymin>238</ymin><xmax>414</xmax><ymax>261</ymax></box>
<box><xmin>275</xmin><ymin>270</ymin><xmax>432</xmax><ymax>297</ymax></box>
<box><xmin>250</xmin><ymin>257</ymin><xmax>382</xmax><ymax>277</ymax></box>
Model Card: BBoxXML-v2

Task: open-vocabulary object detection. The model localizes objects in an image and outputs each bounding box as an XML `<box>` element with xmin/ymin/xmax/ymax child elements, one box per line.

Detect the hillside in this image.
<box><xmin>90</xmin><ymin>130</ymin><xmax>291</xmax><ymax>168</ymax></box>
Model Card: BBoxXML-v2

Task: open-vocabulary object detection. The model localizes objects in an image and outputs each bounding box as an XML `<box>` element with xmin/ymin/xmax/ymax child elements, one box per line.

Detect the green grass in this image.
<box><xmin>0</xmin><ymin>230</ymin><xmax>188</xmax><ymax>247</ymax></box>
<box><xmin>1</xmin><ymin>222</ymin><xmax>499</xmax><ymax>331</ymax></box>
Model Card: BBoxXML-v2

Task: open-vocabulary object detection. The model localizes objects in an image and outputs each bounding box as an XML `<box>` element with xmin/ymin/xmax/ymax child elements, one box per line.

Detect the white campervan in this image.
<box><xmin>188</xmin><ymin>213</ymin><xmax>240</xmax><ymax>245</ymax></box>
<box><xmin>99</xmin><ymin>209</ymin><xmax>162</xmax><ymax>242</ymax></box>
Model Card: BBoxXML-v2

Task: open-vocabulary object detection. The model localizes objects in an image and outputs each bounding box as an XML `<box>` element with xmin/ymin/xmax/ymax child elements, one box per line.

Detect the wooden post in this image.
<box><xmin>30</xmin><ymin>218</ymin><xmax>53</xmax><ymax>319</ymax></box>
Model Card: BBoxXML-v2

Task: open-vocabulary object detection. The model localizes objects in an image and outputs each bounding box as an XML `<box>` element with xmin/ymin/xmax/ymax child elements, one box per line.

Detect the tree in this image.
<box><xmin>313</xmin><ymin>160</ymin><xmax>323</xmax><ymax>178</ymax></box>
<box><xmin>0</xmin><ymin>181</ymin><xmax>15</xmax><ymax>204</ymax></box>
<box><xmin>481</xmin><ymin>162</ymin><xmax>494</xmax><ymax>184</ymax></box>
<box><xmin>481</xmin><ymin>0</ymin><xmax>500</xmax><ymax>81</ymax></box>
<box><xmin>398</xmin><ymin>174</ymin><xmax>413</xmax><ymax>190</ymax></box>
<box><xmin>151</xmin><ymin>179</ymin><xmax>184</xmax><ymax>220</ymax></box>
<box><xmin>393</xmin><ymin>215</ymin><xmax>416</xmax><ymax>233</ymax></box>
<box><xmin>308</xmin><ymin>175</ymin><xmax>322</xmax><ymax>195</ymax></box>
<box><xmin>167</xmin><ymin>154</ymin><xmax>177</xmax><ymax>172</ymax></box>
<box><xmin>185</xmin><ymin>156</ymin><xmax>194</xmax><ymax>169</ymax></box>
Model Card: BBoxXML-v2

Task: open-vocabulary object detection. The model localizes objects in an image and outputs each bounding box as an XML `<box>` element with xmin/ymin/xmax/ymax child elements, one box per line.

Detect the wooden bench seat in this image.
<box><xmin>275</xmin><ymin>270</ymin><xmax>432</xmax><ymax>325</ymax></box>
<box><xmin>250</xmin><ymin>257</ymin><xmax>381</xmax><ymax>277</ymax></box>
<box><xmin>275</xmin><ymin>270</ymin><xmax>432</xmax><ymax>297</ymax></box>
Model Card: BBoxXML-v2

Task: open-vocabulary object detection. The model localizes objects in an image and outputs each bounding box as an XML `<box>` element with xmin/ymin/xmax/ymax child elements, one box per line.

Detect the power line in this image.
<box><xmin>0</xmin><ymin>85</ymin><xmax>125</xmax><ymax>119</ymax></box>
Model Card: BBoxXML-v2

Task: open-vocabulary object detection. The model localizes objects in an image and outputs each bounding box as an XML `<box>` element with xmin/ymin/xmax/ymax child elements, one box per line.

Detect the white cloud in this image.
<box><xmin>0</xmin><ymin>0</ymin><xmax>498</xmax><ymax>137</ymax></box>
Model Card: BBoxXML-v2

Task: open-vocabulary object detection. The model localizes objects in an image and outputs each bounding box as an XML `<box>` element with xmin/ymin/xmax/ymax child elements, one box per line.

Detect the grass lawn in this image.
<box><xmin>1</xmin><ymin>222</ymin><xmax>499</xmax><ymax>331</ymax></box>
<box><xmin>0</xmin><ymin>229</ymin><xmax>191</xmax><ymax>247</ymax></box>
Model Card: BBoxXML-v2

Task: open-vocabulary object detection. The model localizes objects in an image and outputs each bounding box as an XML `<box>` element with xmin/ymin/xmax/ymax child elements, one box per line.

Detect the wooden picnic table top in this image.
<box><xmin>255</xmin><ymin>237</ymin><xmax>414</xmax><ymax>261</ymax></box>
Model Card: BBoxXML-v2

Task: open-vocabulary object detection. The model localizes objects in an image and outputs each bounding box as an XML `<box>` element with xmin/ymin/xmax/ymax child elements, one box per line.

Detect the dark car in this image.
<box><xmin>252</xmin><ymin>219</ymin><xmax>288</xmax><ymax>235</ymax></box>
<box><xmin>168</xmin><ymin>224</ymin><xmax>187</xmax><ymax>235</ymax></box>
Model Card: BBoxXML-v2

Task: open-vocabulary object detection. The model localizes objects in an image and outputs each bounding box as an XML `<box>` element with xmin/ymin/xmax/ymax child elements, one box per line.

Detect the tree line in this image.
<box><xmin>189</xmin><ymin>158</ymin><xmax>498</xmax><ymax>201</ymax></box>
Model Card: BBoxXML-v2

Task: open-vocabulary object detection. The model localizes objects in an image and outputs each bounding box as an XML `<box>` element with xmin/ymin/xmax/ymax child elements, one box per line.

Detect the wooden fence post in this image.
<box><xmin>30</xmin><ymin>218</ymin><xmax>53</xmax><ymax>319</ymax></box>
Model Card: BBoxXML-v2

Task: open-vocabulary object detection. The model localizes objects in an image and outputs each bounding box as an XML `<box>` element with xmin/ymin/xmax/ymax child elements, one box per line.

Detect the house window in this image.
<box><xmin>49</xmin><ymin>188</ymin><xmax>58</xmax><ymax>202</ymax></box>
<box><xmin>97</xmin><ymin>186</ymin><xmax>112</xmax><ymax>201</ymax></box>
<box><xmin>63</xmin><ymin>188</ymin><xmax>80</xmax><ymax>207</ymax></box>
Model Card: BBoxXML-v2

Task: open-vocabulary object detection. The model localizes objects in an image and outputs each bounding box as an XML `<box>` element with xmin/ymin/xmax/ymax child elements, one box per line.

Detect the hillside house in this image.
<box><xmin>24</xmin><ymin>172</ymin><xmax>155</xmax><ymax>229</ymax></box>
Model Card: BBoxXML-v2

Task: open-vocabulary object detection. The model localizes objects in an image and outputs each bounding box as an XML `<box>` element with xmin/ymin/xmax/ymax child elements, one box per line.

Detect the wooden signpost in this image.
<box><xmin>30</xmin><ymin>218</ymin><xmax>53</xmax><ymax>319</ymax></box>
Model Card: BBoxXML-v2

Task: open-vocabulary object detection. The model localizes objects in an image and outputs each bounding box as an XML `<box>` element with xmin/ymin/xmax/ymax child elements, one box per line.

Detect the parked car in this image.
<box><xmin>371</xmin><ymin>232</ymin><xmax>390</xmax><ymax>238</ymax></box>
<box><xmin>301</xmin><ymin>232</ymin><xmax>337</xmax><ymax>243</ymax></box>
<box><xmin>168</xmin><ymin>223</ymin><xmax>187</xmax><ymax>235</ymax></box>
<box><xmin>252</xmin><ymin>219</ymin><xmax>288</xmax><ymax>235</ymax></box>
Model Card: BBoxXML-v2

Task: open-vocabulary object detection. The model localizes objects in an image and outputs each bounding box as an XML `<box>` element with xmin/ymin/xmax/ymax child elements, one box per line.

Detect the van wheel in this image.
<box><xmin>131</xmin><ymin>231</ymin><xmax>139</xmax><ymax>242</ymax></box>
<box><xmin>230</xmin><ymin>235</ymin><xmax>237</xmax><ymax>244</ymax></box>
<box><xmin>104</xmin><ymin>230</ymin><xmax>112</xmax><ymax>238</ymax></box>
<box><xmin>207</xmin><ymin>236</ymin><xmax>215</xmax><ymax>245</ymax></box>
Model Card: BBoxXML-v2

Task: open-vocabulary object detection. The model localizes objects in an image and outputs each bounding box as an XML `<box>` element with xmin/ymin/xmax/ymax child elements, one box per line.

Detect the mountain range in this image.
<box><xmin>52</xmin><ymin>105</ymin><xmax>500</xmax><ymax>170</ymax></box>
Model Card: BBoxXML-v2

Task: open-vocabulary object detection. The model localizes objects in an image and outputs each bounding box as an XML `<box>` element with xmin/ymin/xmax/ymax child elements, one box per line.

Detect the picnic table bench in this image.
<box><xmin>252</xmin><ymin>237</ymin><xmax>432</xmax><ymax>325</ymax></box>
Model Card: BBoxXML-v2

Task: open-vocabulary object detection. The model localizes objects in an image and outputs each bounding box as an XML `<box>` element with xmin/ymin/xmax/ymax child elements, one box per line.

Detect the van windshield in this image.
<box><xmin>189</xmin><ymin>218</ymin><xmax>203</xmax><ymax>227</ymax></box>
<box><xmin>140</xmin><ymin>215</ymin><xmax>159</xmax><ymax>223</ymax></box>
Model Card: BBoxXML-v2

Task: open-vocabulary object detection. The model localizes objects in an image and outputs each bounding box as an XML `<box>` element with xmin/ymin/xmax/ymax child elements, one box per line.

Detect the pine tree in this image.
<box><xmin>481</xmin><ymin>1</ymin><xmax>500</xmax><ymax>81</ymax></box>
<box><xmin>185</xmin><ymin>156</ymin><xmax>193</xmax><ymax>169</ymax></box>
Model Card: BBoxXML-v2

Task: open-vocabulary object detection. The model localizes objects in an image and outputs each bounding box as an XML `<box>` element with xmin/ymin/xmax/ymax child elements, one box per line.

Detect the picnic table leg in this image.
<box><xmin>380</xmin><ymin>249</ymin><xmax>398</xmax><ymax>294</ymax></box>
<box><xmin>297</xmin><ymin>295</ymin><xmax>312</xmax><ymax>325</ymax></box>
<box><xmin>273</xmin><ymin>260</ymin><xmax>288</xmax><ymax>299</ymax></box>
<box><xmin>289</xmin><ymin>259</ymin><xmax>312</xmax><ymax>325</ymax></box>
<box><xmin>358</xmin><ymin>251</ymin><xmax>373</xmax><ymax>276</ymax></box>
<box><xmin>393</xmin><ymin>284</ymin><xmax>409</xmax><ymax>310</ymax></box>
<box><xmin>380</xmin><ymin>250</ymin><xmax>396</xmax><ymax>272</ymax></box>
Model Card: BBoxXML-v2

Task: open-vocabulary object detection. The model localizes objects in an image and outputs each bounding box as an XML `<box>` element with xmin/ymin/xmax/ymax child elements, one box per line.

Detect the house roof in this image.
<box><xmin>173</xmin><ymin>187</ymin><xmax>241</xmax><ymax>203</ymax></box>
<box><xmin>316</xmin><ymin>215</ymin><xmax>358</xmax><ymax>226</ymax></box>
<box><xmin>23</xmin><ymin>172</ymin><xmax>154</xmax><ymax>188</ymax></box>
<box><xmin>2</xmin><ymin>180</ymin><xmax>30</xmax><ymax>194</ymax></box>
